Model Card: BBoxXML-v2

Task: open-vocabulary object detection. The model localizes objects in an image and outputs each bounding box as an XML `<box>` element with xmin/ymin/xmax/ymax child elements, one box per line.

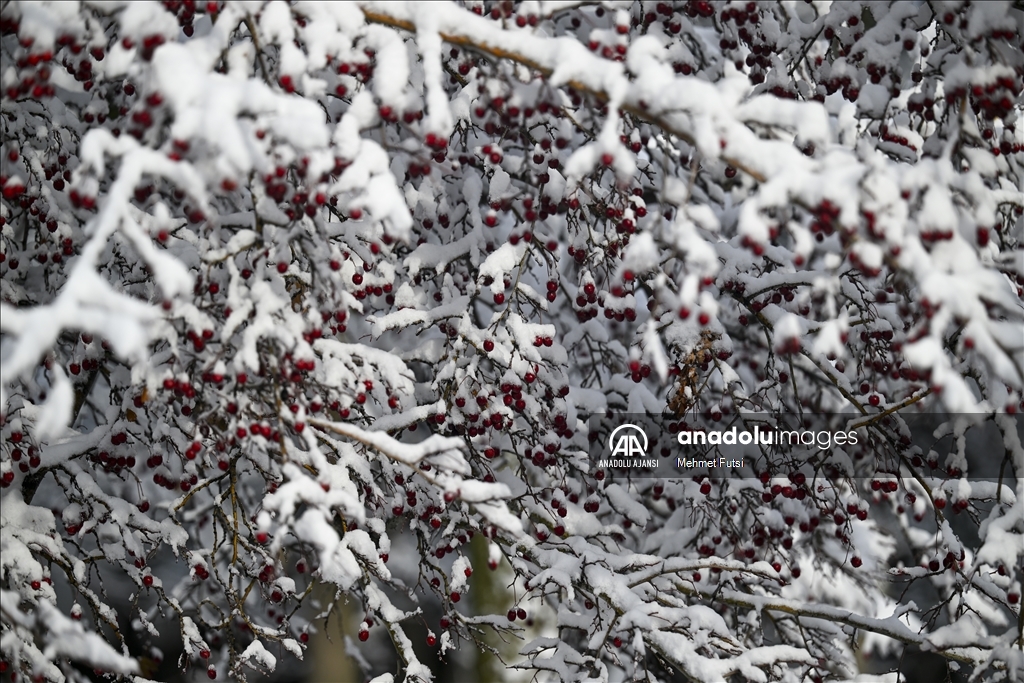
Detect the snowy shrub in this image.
<box><xmin>1</xmin><ymin>1</ymin><xmax>1022</xmax><ymax>682</ymax></box>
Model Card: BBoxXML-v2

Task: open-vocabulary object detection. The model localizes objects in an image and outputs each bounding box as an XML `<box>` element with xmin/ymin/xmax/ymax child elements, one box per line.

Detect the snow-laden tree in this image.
<box><xmin>1</xmin><ymin>1</ymin><xmax>1022</xmax><ymax>681</ymax></box>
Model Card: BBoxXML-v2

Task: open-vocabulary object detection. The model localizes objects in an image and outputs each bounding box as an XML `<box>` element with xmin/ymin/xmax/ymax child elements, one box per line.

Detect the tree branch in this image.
<box><xmin>358</xmin><ymin>4</ymin><xmax>768</xmax><ymax>183</ymax></box>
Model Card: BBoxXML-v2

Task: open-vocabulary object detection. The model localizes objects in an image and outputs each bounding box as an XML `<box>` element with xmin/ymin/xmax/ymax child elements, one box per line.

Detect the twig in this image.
<box><xmin>244</xmin><ymin>15</ymin><xmax>270</xmax><ymax>83</ymax></box>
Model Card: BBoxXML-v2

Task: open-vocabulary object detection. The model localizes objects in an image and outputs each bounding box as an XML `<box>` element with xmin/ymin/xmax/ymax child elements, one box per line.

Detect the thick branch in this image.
<box><xmin>358</xmin><ymin>4</ymin><xmax>768</xmax><ymax>183</ymax></box>
<box><xmin>673</xmin><ymin>579</ymin><xmax>997</xmax><ymax>669</ymax></box>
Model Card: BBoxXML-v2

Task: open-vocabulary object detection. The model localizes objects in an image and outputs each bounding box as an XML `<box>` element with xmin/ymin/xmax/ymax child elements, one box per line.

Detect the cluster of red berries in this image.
<box><xmin>878</xmin><ymin>126</ymin><xmax>920</xmax><ymax>154</ymax></box>
<box><xmin>4</xmin><ymin>33</ymin><xmax>56</xmax><ymax>101</ymax></box>
<box><xmin>956</xmin><ymin>76</ymin><xmax>1022</xmax><ymax>122</ymax></box>
<box><xmin>153</xmin><ymin>470</ymin><xmax>199</xmax><ymax>492</ymax></box>
<box><xmin>333</xmin><ymin>54</ymin><xmax>376</xmax><ymax>92</ymax></box>
<box><xmin>627</xmin><ymin>360</ymin><xmax>652</xmax><ymax>383</ymax></box>
<box><xmin>528</xmin><ymin>445</ymin><xmax>559</xmax><ymax>469</ymax></box>
<box><xmin>925</xmin><ymin>549</ymin><xmax>965</xmax><ymax>573</ymax></box>
<box><xmin>675</xmin><ymin>307</ymin><xmax>714</xmax><ymax>327</ymax></box>
<box><xmin>67</xmin><ymin>187</ymin><xmax>97</xmax><ymax>210</ymax></box>
<box><xmin>574</xmin><ymin>281</ymin><xmax>600</xmax><ymax>321</ymax></box>
<box><xmin>906</xmin><ymin>90</ymin><xmax>938</xmax><ymax>120</ymax></box>
<box><xmin>501</xmin><ymin>380</ymin><xmax>534</xmax><ymax>415</ymax></box>
<box><xmin>4</xmin><ymin>433</ymin><xmax>40</xmax><ymax>480</ymax></box>
<box><xmin>506</xmin><ymin>607</ymin><xmax>528</xmax><ymax>622</ymax></box>
<box><xmin>775</xmin><ymin>337</ymin><xmax>801</xmax><ymax>356</ymax></box>
<box><xmin>91</xmin><ymin>449</ymin><xmax>135</xmax><ymax>474</ymax></box>
<box><xmin>357</xmin><ymin>616</ymin><xmax>375</xmax><ymax>641</ymax></box>
<box><xmin>758</xmin><ymin>470</ymin><xmax>810</xmax><ymax>504</ymax></box>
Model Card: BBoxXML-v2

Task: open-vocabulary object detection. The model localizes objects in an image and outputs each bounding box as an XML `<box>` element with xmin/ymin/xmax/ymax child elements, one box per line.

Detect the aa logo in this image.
<box><xmin>609</xmin><ymin>424</ymin><xmax>648</xmax><ymax>458</ymax></box>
